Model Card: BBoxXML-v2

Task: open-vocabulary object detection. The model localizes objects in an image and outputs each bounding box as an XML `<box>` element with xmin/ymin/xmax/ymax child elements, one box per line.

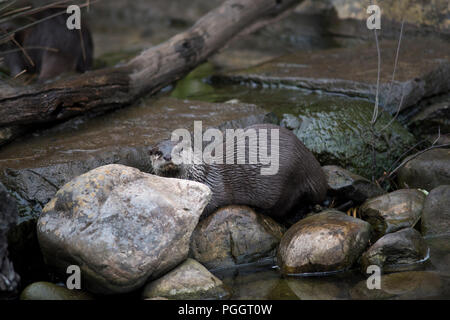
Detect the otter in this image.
<box><xmin>150</xmin><ymin>123</ymin><xmax>328</xmax><ymax>220</ymax></box>
<box><xmin>0</xmin><ymin>8</ymin><xmax>93</xmax><ymax>80</ymax></box>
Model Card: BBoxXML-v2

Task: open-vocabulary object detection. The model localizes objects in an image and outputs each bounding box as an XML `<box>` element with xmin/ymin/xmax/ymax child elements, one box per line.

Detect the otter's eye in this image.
<box><xmin>150</xmin><ymin>150</ymin><xmax>163</xmax><ymax>158</ymax></box>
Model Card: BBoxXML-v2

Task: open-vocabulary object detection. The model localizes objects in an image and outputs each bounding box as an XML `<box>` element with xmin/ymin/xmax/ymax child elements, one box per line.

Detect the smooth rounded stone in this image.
<box><xmin>350</xmin><ymin>271</ymin><xmax>443</xmax><ymax>300</ymax></box>
<box><xmin>142</xmin><ymin>259</ymin><xmax>229</xmax><ymax>300</ymax></box>
<box><xmin>323</xmin><ymin>165</ymin><xmax>385</xmax><ymax>203</ymax></box>
<box><xmin>190</xmin><ymin>206</ymin><xmax>285</xmax><ymax>269</ymax></box>
<box><xmin>37</xmin><ymin>164</ymin><xmax>212</xmax><ymax>294</ymax></box>
<box><xmin>421</xmin><ymin>185</ymin><xmax>450</xmax><ymax>237</ymax></box>
<box><xmin>361</xmin><ymin>228</ymin><xmax>428</xmax><ymax>273</ymax></box>
<box><xmin>397</xmin><ymin>148</ymin><xmax>450</xmax><ymax>191</ymax></box>
<box><xmin>277</xmin><ymin>210</ymin><xmax>371</xmax><ymax>274</ymax></box>
<box><xmin>359</xmin><ymin>189</ymin><xmax>426</xmax><ymax>241</ymax></box>
<box><xmin>20</xmin><ymin>282</ymin><xmax>93</xmax><ymax>300</ymax></box>
<box><xmin>0</xmin><ymin>182</ymin><xmax>20</xmax><ymax>296</ymax></box>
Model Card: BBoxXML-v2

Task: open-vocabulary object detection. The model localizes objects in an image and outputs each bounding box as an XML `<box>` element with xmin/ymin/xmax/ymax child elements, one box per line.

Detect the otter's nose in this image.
<box><xmin>163</xmin><ymin>155</ymin><xmax>171</xmax><ymax>161</ymax></box>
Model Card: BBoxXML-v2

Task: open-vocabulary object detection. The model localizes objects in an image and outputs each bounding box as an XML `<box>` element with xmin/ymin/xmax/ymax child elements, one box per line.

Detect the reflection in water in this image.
<box><xmin>214</xmin><ymin>236</ymin><xmax>450</xmax><ymax>300</ymax></box>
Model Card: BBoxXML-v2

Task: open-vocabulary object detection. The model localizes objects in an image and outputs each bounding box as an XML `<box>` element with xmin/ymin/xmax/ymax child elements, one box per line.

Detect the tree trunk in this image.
<box><xmin>0</xmin><ymin>0</ymin><xmax>302</xmax><ymax>130</ymax></box>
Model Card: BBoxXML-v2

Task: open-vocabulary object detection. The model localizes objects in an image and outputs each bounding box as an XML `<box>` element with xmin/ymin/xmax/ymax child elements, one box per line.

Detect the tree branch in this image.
<box><xmin>0</xmin><ymin>0</ymin><xmax>302</xmax><ymax>131</ymax></box>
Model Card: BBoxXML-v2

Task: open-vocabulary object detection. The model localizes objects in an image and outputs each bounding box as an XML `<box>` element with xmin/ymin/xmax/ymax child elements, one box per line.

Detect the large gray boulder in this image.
<box><xmin>421</xmin><ymin>185</ymin><xmax>450</xmax><ymax>237</ymax></box>
<box><xmin>37</xmin><ymin>164</ymin><xmax>212</xmax><ymax>294</ymax></box>
<box><xmin>277</xmin><ymin>210</ymin><xmax>371</xmax><ymax>274</ymax></box>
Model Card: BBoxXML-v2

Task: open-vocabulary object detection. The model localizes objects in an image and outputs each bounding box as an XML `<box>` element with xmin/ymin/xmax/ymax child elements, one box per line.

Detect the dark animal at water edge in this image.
<box><xmin>0</xmin><ymin>8</ymin><xmax>93</xmax><ymax>80</ymax></box>
<box><xmin>150</xmin><ymin>123</ymin><xmax>328</xmax><ymax>220</ymax></box>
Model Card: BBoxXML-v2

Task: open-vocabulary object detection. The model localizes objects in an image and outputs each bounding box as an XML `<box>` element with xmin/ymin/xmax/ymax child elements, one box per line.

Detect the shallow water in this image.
<box><xmin>213</xmin><ymin>236</ymin><xmax>450</xmax><ymax>300</ymax></box>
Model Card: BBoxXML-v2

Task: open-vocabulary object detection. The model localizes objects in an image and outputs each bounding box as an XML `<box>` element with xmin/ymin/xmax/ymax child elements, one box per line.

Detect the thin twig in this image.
<box><xmin>379</xmin><ymin>20</ymin><xmax>405</xmax><ymax>132</ymax></box>
<box><xmin>381</xmin><ymin>20</ymin><xmax>405</xmax><ymax>111</ymax></box>
<box><xmin>385</xmin><ymin>138</ymin><xmax>430</xmax><ymax>173</ymax></box>
<box><xmin>0</xmin><ymin>0</ymin><xmax>99</xmax><ymax>38</ymax></box>
<box><xmin>0</xmin><ymin>0</ymin><xmax>16</xmax><ymax>13</ymax></box>
<box><xmin>0</xmin><ymin>45</ymin><xmax>59</xmax><ymax>55</ymax></box>
<box><xmin>369</xmin><ymin>28</ymin><xmax>381</xmax><ymax>181</ymax></box>
<box><xmin>371</xmin><ymin>29</ymin><xmax>381</xmax><ymax>126</ymax></box>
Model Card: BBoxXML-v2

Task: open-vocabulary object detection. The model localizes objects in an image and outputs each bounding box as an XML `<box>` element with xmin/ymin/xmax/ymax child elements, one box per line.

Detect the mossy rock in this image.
<box><xmin>281</xmin><ymin>99</ymin><xmax>415</xmax><ymax>177</ymax></box>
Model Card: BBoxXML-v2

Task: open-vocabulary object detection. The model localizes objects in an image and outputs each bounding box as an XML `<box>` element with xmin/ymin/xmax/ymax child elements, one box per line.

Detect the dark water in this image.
<box><xmin>212</xmin><ymin>236</ymin><xmax>450</xmax><ymax>300</ymax></box>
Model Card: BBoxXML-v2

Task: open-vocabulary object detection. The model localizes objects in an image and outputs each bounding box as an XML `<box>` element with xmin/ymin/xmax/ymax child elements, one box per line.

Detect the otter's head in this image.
<box><xmin>149</xmin><ymin>140</ymin><xmax>181</xmax><ymax>177</ymax></box>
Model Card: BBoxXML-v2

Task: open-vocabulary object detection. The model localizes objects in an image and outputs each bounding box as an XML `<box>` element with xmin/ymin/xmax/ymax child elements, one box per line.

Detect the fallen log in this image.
<box><xmin>0</xmin><ymin>0</ymin><xmax>302</xmax><ymax>130</ymax></box>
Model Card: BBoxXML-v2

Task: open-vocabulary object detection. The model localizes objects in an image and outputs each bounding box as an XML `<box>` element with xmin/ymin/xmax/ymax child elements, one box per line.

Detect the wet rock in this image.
<box><xmin>142</xmin><ymin>259</ymin><xmax>229</xmax><ymax>300</ymax></box>
<box><xmin>20</xmin><ymin>282</ymin><xmax>93</xmax><ymax>300</ymax></box>
<box><xmin>360</xmin><ymin>228</ymin><xmax>428</xmax><ymax>273</ymax></box>
<box><xmin>323</xmin><ymin>165</ymin><xmax>385</xmax><ymax>203</ymax></box>
<box><xmin>277</xmin><ymin>99</ymin><xmax>415</xmax><ymax>178</ymax></box>
<box><xmin>408</xmin><ymin>94</ymin><xmax>450</xmax><ymax>137</ymax></box>
<box><xmin>190</xmin><ymin>206</ymin><xmax>285</xmax><ymax>269</ymax></box>
<box><xmin>421</xmin><ymin>185</ymin><xmax>450</xmax><ymax>237</ymax></box>
<box><xmin>398</xmin><ymin>148</ymin><xmax>450</xmax><ymax>191</ymax></box>
<box><xmin>0</xmin><ymin>183</ymin><xmax>20</xmax><ymax>297</ymax></box>
<box><xmin>277</xmin><ymin>210</ymin><xmax>371</xmax><ymax>274</ymax></box>
<box><xmin>218</xmin><ymin>39</ymin><xmax>450</xmax><ymax>115</ymax></box>
<box><xmin>37</xmin><ymin>164</ymin><xmax>212</xmax><ymax>294</ymax></box>
<box><xmin>359</xmin><ymin>189</ymin><xmax>426</xmax><ymax>241</ymax></box>
<box><xmin>350</xmin><ymin>271</ymin><xmax>443</xmax><ymax>300</ymax></box>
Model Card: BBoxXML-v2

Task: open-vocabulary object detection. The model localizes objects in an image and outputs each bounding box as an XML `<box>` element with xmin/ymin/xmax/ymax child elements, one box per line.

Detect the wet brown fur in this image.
<box><xmin>150</xmin><ymin>124</ymin><xmax>328</xmax><ymax>220</ymax></box>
